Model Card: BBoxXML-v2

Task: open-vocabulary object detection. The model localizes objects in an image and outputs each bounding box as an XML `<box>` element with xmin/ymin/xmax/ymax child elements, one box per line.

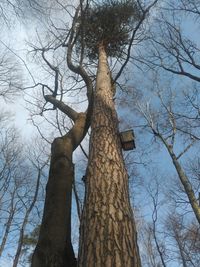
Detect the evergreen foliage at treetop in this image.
<box><xmin>77</xmin><ymin>0</ymin><xmax>142</xmax><ymax>60</ymax></box>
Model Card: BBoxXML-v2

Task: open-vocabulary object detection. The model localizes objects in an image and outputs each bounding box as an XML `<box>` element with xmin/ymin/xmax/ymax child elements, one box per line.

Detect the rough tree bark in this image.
<box><xmin>31</xmin><ymin>96</ymin><xmax>89</xmax><ymax>267</ymax></box>
<box><xmin>78</xmin><ymin>43</ymin><xmax>141</xmax><ymax>267</ymax></box>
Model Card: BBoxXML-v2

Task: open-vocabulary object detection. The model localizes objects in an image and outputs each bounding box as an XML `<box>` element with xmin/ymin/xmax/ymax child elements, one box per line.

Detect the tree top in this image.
<box><xmin>77</xmin><ymin>0</ymin><xmax>142</xmax><ymax>60</ymax></box>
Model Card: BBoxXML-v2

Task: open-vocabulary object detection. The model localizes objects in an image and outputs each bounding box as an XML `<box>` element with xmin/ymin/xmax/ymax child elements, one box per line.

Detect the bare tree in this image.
<box><xmin>0</xmin><ymin>114</ymin><xmax>33</xmax><ymax>262</ymax></box>
<box><xmin>12</xmin><ymin>141</ymin><xmax>49</xmax><ymax>267</ymax></box>
<box><xmin>165</xmin><ymin>213</ymin><xmax>200</xmax><ymax>267</ymax></box>
<box><xmin>139</xmin><ymin>0</ymin><xmax>200</xmax><ymax>84</ymax></box>
<box><xmin>30</xmin><ymin>2</ymin><xmax>93</xmax><ymax>266</ymax></box>
<box><xmin>137</xmin><ymin>85</ymin><xmax>200</xmax><ymax>224</ymax></box>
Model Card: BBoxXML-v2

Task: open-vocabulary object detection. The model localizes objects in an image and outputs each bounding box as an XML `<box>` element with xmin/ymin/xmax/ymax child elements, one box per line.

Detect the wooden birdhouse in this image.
<box><xmin>120</xmin><ymin>130</ymin><xmax>135</xmax><ymax>151</ymax></box>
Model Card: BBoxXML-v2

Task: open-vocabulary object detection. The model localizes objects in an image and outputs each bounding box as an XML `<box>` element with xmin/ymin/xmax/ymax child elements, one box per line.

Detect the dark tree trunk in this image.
<box><xmin>78</xmin><ymin>44</ymin><xmax>141</xmax><ymax>267</ymax></box>
<box><xmin>32</xmin><ymin>113</ymin><xmax>87</xmax><ymax>267</ymax></box>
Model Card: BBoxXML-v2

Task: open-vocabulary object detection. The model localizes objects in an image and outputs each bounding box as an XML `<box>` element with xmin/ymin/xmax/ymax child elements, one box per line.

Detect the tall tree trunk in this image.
<box><xmin>32</xmin><ymin>137</ymin><xmax>76</xmax><ymax>267</ymax></box>
<box><xmin>78</xmin><ymin>44</ymin><xmax>141</xmax><ymax>267</ymax></box>
<box><xmin>32</xmin><ymin>113</ymin><xmax>87</xmax><ymax>267</ymax></box>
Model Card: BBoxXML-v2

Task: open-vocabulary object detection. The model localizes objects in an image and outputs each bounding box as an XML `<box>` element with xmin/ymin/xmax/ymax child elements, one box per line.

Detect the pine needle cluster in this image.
<box><xmin>77</xmin><ymin>0</ymin><xmax>142</xmax><ymax>60</ymax></box>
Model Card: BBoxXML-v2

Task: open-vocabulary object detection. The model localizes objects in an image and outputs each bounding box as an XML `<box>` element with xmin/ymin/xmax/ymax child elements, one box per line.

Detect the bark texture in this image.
<box><xmin>32</xmin><ymin>113</ymin><xmax>87</xmax><ymax>267</ymax></box>
<box><xmin>78</xmin><ymin>44</ymin><xmax>141</xmax><ymax>267</ymax></box>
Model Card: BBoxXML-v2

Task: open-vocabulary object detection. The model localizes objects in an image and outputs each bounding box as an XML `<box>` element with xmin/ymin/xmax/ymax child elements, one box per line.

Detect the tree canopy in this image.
<box><xmin>77</xmin><ymin>0</ymin><xmax>142</xmax><ymax>59</ymax></box>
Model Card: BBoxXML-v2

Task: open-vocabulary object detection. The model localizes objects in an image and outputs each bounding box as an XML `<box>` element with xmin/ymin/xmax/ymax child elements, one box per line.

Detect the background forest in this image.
<box><xmin>0</xmin><ymin>0</ymin><xmax>200</xmax><ymax>266</ymax></box>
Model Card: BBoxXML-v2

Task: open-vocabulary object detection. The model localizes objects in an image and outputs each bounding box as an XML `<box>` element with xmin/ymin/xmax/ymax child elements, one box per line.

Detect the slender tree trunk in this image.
<box><xmin>176</xmin><ymin>238</ymin><xmax>188</xmax><ymax>267</ymax></box>
<box><xmin>152</xmin><ymin>224</ymin><xmax>167</xmax><ymax>267</ymax></box>
<box><xmin>0</xmin><ymin>202</ymin><xmax>16</xmax><ymax>257</ymax></box>
<box><xmin>13</xmin><ymin>214</ymin><xmax>28</xmax><ymax>267</ymax></box>
<box><xmin>13</xmin><ymin>162</ymin><xmax>47</xmax><ymax>267</ymax></box>
<box><xmin>161</xmin><ymin>139</ymin><xmax>200</xmax><ymax>225</ymax></box>
<box><xmin>171</xmin><ymin>152</ymin><xmax>200</xmax><ymax>225</ymax></box>
<box><xmin>32</xmin><ymin>113</ymin><xmax>87</xmax><ymax>267</ymax></box>
<box><xmin>78</xmin><ymin>44</ymin><xmax>141</xmax><ymax>267</ymax></box>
